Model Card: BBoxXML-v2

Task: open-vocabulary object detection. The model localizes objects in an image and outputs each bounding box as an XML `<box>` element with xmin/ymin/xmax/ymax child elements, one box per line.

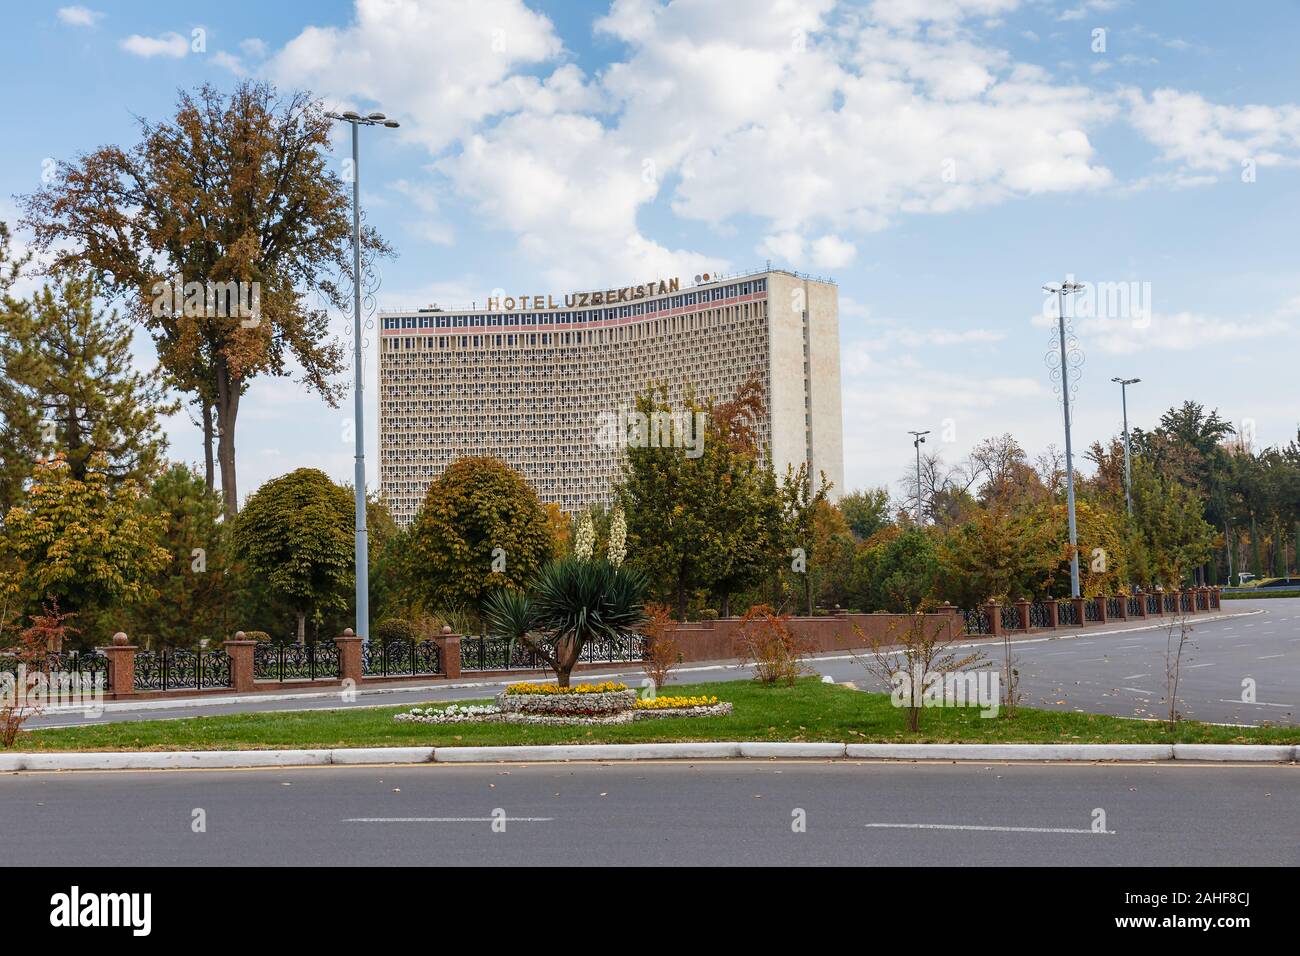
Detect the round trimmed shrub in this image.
<box><xmin>374</xmin><ymin>618</ymin><xmax>415</xmax><ymax>644</ymax></box>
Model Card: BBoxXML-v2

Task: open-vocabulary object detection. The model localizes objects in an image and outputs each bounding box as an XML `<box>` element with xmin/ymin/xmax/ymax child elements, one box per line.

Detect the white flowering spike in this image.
<box><xmin>575</xmin><ymin>512</ymin><xmax>595</xmax><ymax>560</ymax></box>
<box><xmin>608</xmin><ymin>505</ymin><xmax>627</xmax><ymax>567</ymax></box>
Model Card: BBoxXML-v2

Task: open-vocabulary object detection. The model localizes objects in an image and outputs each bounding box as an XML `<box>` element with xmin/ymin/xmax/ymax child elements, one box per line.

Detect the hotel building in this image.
<box><xmin>377</xmin><ymin>268</ymin><xmax>843</xmax><ymax>525</ymax></box>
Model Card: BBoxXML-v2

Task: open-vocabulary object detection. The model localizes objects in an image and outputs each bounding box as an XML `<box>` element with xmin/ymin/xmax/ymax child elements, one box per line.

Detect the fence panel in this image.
<box><xmin>133</xmin><ymin>649</ymin><xmax>231</xmax><ymax>691</ymax></box>
<box><xmin>1057</xmin><ymin>600</ymin><xmax>1079</xmax><ymax>625</ymax></box>
<box><xmin>254</xmin><ymin>642</ymin><xmax>340</xmax><ymax>681</ymax></box>
<box><xmin>1028</xmin><ymin>602</ymin><xmax>1052</xmax><ymax>628</ymax></box>
<box><xmin>362</xmin><ymin>639</ymin><xmax>442</xmax><ymax>678</ymax></box>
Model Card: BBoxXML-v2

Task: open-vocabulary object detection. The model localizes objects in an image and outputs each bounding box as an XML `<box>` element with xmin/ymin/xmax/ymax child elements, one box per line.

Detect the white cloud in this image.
<box><xmin>1079</xmin><ymin>309</ymin><xmax>1292</xmax><ymax>355</ymax></box>
<box><xmin>1058</xmin><ymin>1</ymin><xmax>1119</xmax><ymax>23</ymax></box>
<box><xmin>1126</xmin><ymin>88</ymin><xmax>1300</xmax><ymax>174</ymax></box>
<box><xmin>121</xmin><ymin>32</ymin><xmax>189</xmax><ymax>58</ymax></box>
<box><xmin>57</xmin><ymin>5</ymin><xmax>103</xmax><ymax>27</ymax></box>
<box><xmin>267</xmin><ymin>0</ymin><xmax>586</xmax><ymax>154</ymax></box>
<box><xmin>867</xmin><ymin>0</ymin><xmax>1022</xmax><ymax>29</ymax></box>
<box><xmin>212</xmin><ymin>51</ymin><xmax>245</xmax><ymax>75</ymax></box>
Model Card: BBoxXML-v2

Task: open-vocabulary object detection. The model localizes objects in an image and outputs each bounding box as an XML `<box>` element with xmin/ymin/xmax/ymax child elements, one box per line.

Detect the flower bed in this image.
<box><xmin>392</xmin><ymin>685</ymin><xmax>734</xmax><ymax>728</ymax></box>
<box><xmin>497</xmin><ymin>684</ymin><xmax>638</xmax><ymax>718</ymax></box>
<box><xmin>503</xmin><ymin>681</ymin><xmax>627</xmax><ymax>695</ymax></box>
<box><xmin>394</xmin><ymin>703</ymin><xmax>503</xmax><ymax>724</ymax></box>
<box><xmin>633</xmin><ymin>695</ymin><xmax>734</xmax><ymax>720</ymax></box>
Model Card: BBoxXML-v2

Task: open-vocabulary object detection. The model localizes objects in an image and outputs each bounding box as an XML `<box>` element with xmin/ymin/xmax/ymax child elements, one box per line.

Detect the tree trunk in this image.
<box><xmin>201</xmin><ymin>402</ymin><xmax>215</xmax><ymax>493</ymax></box>
<box><xmin>720</xmin><ymin>592</ymin><xmax>731</xmax><ymax>618</ymax></box>
<box><xmin>554</xmin><ymin>636</ymin><xmax>580</xmax><ymax>687</ymax></box>
<box><xmin>296</xmin><ymin>612</ymin><xmax>306</xmax><ymax>645</ymax></box>
<box><xmin>215</xmin><ymin>358</ymin><xmax>240</xmax><ymax>519</ymax></box>
<box><xmin>675</xmin><ymin>582</ymin><xmax>686</xmax><ymax>622</ymax></box>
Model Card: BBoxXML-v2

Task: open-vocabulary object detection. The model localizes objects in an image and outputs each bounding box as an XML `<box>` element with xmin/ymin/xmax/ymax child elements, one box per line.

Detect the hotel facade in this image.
<box><xmin>377</xmin><ymin>268</ymin><xmax>844</xmax><ymax>525</ymax></box>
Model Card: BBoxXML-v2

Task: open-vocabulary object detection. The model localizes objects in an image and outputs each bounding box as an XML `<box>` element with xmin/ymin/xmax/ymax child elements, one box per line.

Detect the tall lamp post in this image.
<box><xmin>1111</xmin><ymin>377</ymin><xmax>1140</xmax><ymax>516</ymax></box>
<box><xmin>1044</xmin><ymin>280</ymin><xmax>1084</xmax><ymax>598</ymax></box>
<box><xmin>908</xmin><ymin>430</ymin><xmax>930</xmax><ymax>525</ymax></box>
<box><xmin>327</xmin><ymin>108</ymin><xmax>399</xmax><ymax>644</ymax></box>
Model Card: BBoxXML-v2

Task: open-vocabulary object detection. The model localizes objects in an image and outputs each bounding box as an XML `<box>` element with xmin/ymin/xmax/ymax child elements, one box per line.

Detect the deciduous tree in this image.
<box><xmin>20</xmin><ymin>81</ymin><xmax>388</xmax><ymax>516</ymax></box>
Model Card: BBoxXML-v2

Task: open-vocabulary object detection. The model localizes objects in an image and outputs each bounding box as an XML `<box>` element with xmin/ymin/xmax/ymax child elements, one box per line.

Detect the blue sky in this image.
<box><xmin>3</xmin><ymin>0</ymin><xmax>1299</xmax><ymax>504</ymax></box>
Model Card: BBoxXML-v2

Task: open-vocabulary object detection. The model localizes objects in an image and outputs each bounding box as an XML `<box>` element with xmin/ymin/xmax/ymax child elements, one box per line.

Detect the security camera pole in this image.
<box><xmin>1044</xmin><ymin>280</ymin><xmax>1085</xmax><ymax>599</ymax></box>
<box><xmin>909</xmin><ymin>430</ymin><xmax>930</xmax><ymax>525</ymax></box>
<box><xmin>1111</xmin><ymin>377</ymin><xmax>1140</xmax><ymax>516</ymax></box>
<box><xmin>326</xmin><ymin>108</ymin><xmax>400</xmax><ymax>645</ymax></box>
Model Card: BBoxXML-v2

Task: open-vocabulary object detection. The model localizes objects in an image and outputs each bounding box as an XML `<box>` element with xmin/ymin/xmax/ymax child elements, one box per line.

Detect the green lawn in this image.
<box><xmin>9</xmin><ymin>678</ymin><xmax>1299</xmax><ymax>752</ymax></box>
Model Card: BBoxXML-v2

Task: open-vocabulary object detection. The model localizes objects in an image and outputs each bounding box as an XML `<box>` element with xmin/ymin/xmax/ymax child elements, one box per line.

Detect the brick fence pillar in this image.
<box><xmin>434</xmin><ymin>627</ymin><xmax>461</xmax><ymax>679</ymax></box>
<box><xmin>1211</xmin><ymin>586</ymin><xmax>1221</xmax><ymax>609</ymax></box>
<box><xmin>1071</xmin><ymin>596</ymin><xmax>1086</xmax><ymax>627</ymax></box>
<box><xmin>985</xmin><ymin>601</ymin><xmax>1002</xmax><ymax>638</ymax></box>
<box><xmin>1153</xmin><ymin>587</ymin><xmax>1165</xmax><ymax>615</ymax></box>
<box><xmin>1047</xmin><ymin>599</ymin><xmax>1059</xmax><ymax>628</ymax></box>
<box><xmin>223</xmin><ymin>632</ymin><xmax>258</xmax><ymax>692</ymax></box>
<box><xmin>336</xmin><ymin>628</ymin><xmax>364</xmax><ymax>685</ymax></box>
<box><xmin>1016</xmin><ymin>598</ymin><xmax>1031</xmax><ymax>632</ymax></box>
<box><xmin>1096</xmin><ymin>594</ymin><xmax>1108</xmax><ymax>624</ymax></box>
<box><xmin>102</xmin><ymin>632</ymin><xmax>136</xmax><ymax>697</ymax></box>
<box><xmin>942</xmin><ymin>602</ymin><xmax>962</xmax><ymax>640</ymax></box>
<box><xmin>1133</xmin><ymin>588</ymin><xmax>1147</xmax><ymax>619</ymax></box>
<box><xmin>1116</xmin><ymin>592</ymin><xmax>1128</xmax><ymax>621</ymax></box>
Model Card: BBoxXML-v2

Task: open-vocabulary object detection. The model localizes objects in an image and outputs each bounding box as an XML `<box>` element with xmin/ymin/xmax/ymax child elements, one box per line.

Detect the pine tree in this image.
<box><xmin>0</xmin><ymin>274</ymin><xmax>175</xmax><ymax>514</ymax></box>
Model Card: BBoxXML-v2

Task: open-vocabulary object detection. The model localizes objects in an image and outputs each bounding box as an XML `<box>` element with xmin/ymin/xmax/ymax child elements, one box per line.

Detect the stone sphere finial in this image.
<box><xmin>234</xmin><ymin>631</ymin><xmax>247</xmax><ymax>641</ymax></box>
<box><xmin>441</xmin><ymin>624</ymin><xmax>452</xmax><ymax>635</ymax></box>
<box><xmin>343</xmin><ymin>628</ymin><xmax>355</xmax><ymax>637</ymax></box>
<box><xmin>112</xmin><ymin>632</ymin><xmax>129</xmax><ymax>646</ymax></box>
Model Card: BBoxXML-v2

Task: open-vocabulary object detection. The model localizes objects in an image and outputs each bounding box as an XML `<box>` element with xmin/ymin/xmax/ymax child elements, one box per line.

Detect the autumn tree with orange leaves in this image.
<box><xmin>20</xmin><ymin>80</ymin><xmax>390</xmax><ymax>517</ymax></box>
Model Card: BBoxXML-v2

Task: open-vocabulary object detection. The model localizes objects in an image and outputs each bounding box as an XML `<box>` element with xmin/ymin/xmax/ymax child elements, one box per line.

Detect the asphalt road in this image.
<box><xmin>28</xmin><ymin>598</ymin><xmax>1300</xmax><ymax>729</ymax></box>
<box><xmin>2</xmin><ymin>761</ymin><xmax>1295</xmax><ymax>866</ymax></box>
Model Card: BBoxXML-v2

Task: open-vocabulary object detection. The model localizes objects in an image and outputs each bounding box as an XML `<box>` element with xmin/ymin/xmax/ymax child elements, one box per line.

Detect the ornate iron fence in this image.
<box><xmin>134</xmin><ymin>649</ymin><xmax>231</xmax><ymax>691</ymax></box>
<box><xmin>1057</xmin><ymin>600</ymin><xmax>1079</xmax><ymax>625</ymax></box>
<box><xmin>1084</xmin><ymin>598</ymin><xmax>1102</xmax><ymax>622</ymax></box>
<box><xmin>1000</xmin><ymin>604</ymin><xmax>1022</xmax><ymax>631</ymax></box>
<box><xmin>1164</xmin><ymin>592</ymin><xmax>1178</xmax><ymax>612</ymax></box>
<box><xmin>1127</xmin><ymin>595</ymin><xmax>1142</xmax><ymax>616</ymax></box>
<box><xmin>362</xmin><ymin>639</ymin><xmax>441</xmax><ymax>677</ymax></box>
<box><xmin>1028</xmin><ymin>601</ymin><xmax>1053</xmax><ymax>628</ymax></box>
<box><xmin>1180</xmin><ymin>592</ymin><xmax>1193</xmax><ymax>612</ymax></box>
<box><xmin>1106</xmin><ymin>596</ymin><xmax>1123</xmax><ymax>618</ymax></box>
<box><xmin>460</xmin><ymin>634</ymin><xmax>646</xmax><ymax>671</ymax></box>
<box><xmin>579</xmin><ymin>634</ymin><xmax>646</xmax><ymax>663</ymax></box>
<box><xmin>254</xmin><ymin>642</ymin><xmax>340</xmax><ymax>681</ymax></box>
<box><xmin>1196</xmin><ymin>590</ymin><xmax>1208</xmax><ymax>610</ymax></box>
<box><xmin>1147</xmin><ymin>593</ymin><xmax>1161</xmax><ymax>614</ymax></box>
<box><xmin>959</xmin><ymin>607</ymin><xmax>989</xmax><ymax>635</ymax></box>
<box><xmin>1</xmin><ymin>651</ymin><xmax>110</xmax><ymax>680</ymax></box>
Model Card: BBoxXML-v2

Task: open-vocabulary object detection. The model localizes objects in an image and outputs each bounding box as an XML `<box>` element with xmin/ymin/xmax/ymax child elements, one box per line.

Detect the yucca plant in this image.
<box><xmin>483</xmin><ymin>556</ymin><xmax>647</xmax><ymax>687</ymax></box>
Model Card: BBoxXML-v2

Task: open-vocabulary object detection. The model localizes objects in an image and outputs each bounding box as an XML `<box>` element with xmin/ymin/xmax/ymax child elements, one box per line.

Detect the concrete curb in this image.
<box><xmin>1171</xmin><ymin>744</ymin><xmax>1296</xmax><ymax>762</ymax></box>
<box><xmin>2</xmin><ymin>741</ymin><xmax>1296</xmax><ymax>771</ymax></box>
<box><xmin>844</xmin><ymin>743</ymin><xmax>1176</xmax><ymax>761</ymax></box>
<box><xmin>432</xmin><ymin>742</ymin><xmax>744</xmax><ymax>762</ymax></box>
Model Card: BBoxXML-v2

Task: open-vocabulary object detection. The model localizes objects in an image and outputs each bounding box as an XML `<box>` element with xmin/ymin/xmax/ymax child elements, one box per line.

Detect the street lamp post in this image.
<box><xmin>326</xmin><ymin>108</ymin><xmax>399</xmax><ymax>645</ymax></box>
<box><xmin>908</xmin><ymin>430</ymin><xmax>930</xmax><ymax>525</ymax></box>
<box><xmin>1044</xmin><ymin>280</ymin><xmax>1084</xmax><ymax>599</ymax></box>
<box><xmin>1111</xmin><ymin>377</ymin><xmax>1140</xmax><ymax>516</ymax></box>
